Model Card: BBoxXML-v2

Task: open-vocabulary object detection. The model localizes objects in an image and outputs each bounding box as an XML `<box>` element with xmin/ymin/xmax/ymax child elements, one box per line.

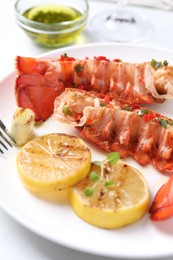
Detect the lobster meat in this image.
<box><xmin>54</xmin><ymin>88</ymin><xmax>173</xmax><ymax>173</ymax></box>
<box><xmin>53</xmin><ymin>87</ymin><xmax>173</xmax><ymax>221</ymax></box>
<box><xmin>15</xmin><ymin>55</ymin><xmax>173</xmax><ymax>121</ymax></box>
<box><xmin>14</xmin><ymin>54</ymin><xmax>173</xmax><ymax>221</ymax></box>
<box><xmin>149</xmin><ymin>175</ymin><xmax>173</xmax><ymax>221</ymax></box>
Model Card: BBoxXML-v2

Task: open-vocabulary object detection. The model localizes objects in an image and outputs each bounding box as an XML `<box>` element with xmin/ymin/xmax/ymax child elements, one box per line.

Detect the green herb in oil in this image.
<box><xmin>23</xmin><ymin>4</ymin><xmax>82</xmax><ymax>24</ymax></box>
<box><xmin>22</xmin><ymin>4</ymin><xmax>86</xmax><ymax>48</ymax></box>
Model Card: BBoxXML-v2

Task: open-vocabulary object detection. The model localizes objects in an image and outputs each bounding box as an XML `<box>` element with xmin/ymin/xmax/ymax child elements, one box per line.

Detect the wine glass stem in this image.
<box><xmin>116</xmin><ymin>0</ymin><xmax>128</xmax><ymax>12</ymax></box>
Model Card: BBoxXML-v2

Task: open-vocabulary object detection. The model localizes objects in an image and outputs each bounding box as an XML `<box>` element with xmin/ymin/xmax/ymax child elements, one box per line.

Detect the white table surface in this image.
<box><xmin>1</xmin><ymin>1</ymin><xmax>173</xmax><ymax>260</ymax></box>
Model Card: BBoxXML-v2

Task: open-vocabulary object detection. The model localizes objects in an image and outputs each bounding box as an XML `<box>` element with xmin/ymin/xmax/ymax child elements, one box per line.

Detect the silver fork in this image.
<box><xmin>0</xmin><ymin>120</ymin><xmax>15</xmax><ymax>154</ymax></box>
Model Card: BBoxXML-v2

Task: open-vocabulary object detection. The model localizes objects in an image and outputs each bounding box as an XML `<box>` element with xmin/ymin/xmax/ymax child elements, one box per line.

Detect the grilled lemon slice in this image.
<box><xmin>69</xmin><ymin>161</ymin><xmax>150</xmax><ymax>229</ymax></box>
<box><xmin>16</xmin><ymin>133</ymin><xmax>91</xmax><ymax>193</ymax></box>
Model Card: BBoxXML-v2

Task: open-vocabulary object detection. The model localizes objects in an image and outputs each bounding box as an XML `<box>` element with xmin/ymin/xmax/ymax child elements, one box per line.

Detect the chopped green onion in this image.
<box><xmin>167</xmin><ymin>119</ymin><xmax>173</xmax><ymax>126</ymax></box>
<box><xmin>62</xmin><ymin>105</ymin><xmax>72</xmax><ymax>116</ymax></box>
<box><xmin>137</xmin><ymin>109</ymin><xmax>149</xmax><ymax>116</ymax></box>
<box><xmin>89</xmin><ymin>171</ymin><xmax>100</xmax><ymax>181</ymax></box>
<box><xmin>163</xmin><ymin>60</ymin><xmax>168</xmax><ymax>66</ymax></box>
<box><xmin>158</xmin><ymin>119</ymin><xmax>167</xmax><ymax>128</ymax></box>
<box><xmin>100</xmin><ymin>101</ymin><xmax>106</xmax><ymax>107</ymax></box>
<box><xmin>74</xmin><ymin>64</ymin><xmax>84</xmax><ymax>74</ymax></box>
<box><xmin>150</xmin><ymin>59</ymin><xmax>163</xmax><ymax>70</ymax></box>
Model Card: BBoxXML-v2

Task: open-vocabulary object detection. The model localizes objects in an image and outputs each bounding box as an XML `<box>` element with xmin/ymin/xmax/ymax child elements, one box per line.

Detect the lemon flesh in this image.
<box><xmin>16</xmin><ymin>133</ymin><xmax>91</xmax><ymax>193</ymax></box>
<box><xmin>69</xmin><ymin>162</ymin><xmax>150</xmax><ymax>229</ymax></box>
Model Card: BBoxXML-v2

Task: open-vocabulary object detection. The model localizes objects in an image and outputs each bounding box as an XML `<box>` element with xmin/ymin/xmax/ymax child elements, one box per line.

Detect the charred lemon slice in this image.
<box><xmin>69</xmin><ymin>161</ymin><xmax>150</xmax><ymax>229</ymax></box>
<box><xmin>16</xmin><ymin>133</ymin><xmax>91</xmax><ymax>193</ymax></box>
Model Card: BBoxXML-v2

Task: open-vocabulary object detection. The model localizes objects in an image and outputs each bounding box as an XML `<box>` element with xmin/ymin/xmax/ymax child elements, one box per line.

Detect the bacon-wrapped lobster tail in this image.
<box><xmin>15</xmin><ymin>55</ymin><xmax>173</xmax><ymax>121</ymax></box>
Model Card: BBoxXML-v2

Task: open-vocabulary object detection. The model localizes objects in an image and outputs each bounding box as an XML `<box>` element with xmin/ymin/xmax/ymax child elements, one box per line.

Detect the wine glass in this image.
<box><xmin>91</xmin><ymin>0</ymin><xmax>152</xmax><ymax>42</ymax></box>
<box><xmin>161</xmin><ymin>0</ymin><xmax>173</xmax><ymax>8</ymax></box>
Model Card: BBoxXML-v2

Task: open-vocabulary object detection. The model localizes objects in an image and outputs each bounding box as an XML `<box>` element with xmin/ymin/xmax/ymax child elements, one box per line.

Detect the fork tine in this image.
<box><xmin>0</xmin><ymin>147</ymin><xmax>4</xmax><ymax>154</ymax></box>
<box><xmin>0</xmin><ymin>119</ymin><xmax>15</xmax><ymax>143</ymax></box>
<box><xmin>0</xmin><ymin>139</ymin><xmax>8</xmax><ymax>150</ymax></box>
<box><xmin>0</xmin><ymin>131</ymin><xmax>12</xmax><ymax>147</ymax></box>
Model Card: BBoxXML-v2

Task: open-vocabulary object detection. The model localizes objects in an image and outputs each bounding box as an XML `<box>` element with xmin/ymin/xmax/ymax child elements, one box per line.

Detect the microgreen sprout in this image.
<box><xmin>84</xmin><ymin>187</ymin><xmax>94</xmax><ymax>196</ymax></box>
<box><xmin>105</xmin><ymin>180</ymin><xmax>115</xmax><ymax>187</ymax></box>
<box><xmin>89</xmin><ymin>171</ymin><xmax>100</xmax><ymax>181</ymax></box>
<box><xmin>84</xmin><ymin>152</ymin><xmax>120</xmax><ymax>197</ymax></box>
<box><xmin>106</xmin><ymin>152</ymin><xmax>120</xmax><ymax>165</ymax></box>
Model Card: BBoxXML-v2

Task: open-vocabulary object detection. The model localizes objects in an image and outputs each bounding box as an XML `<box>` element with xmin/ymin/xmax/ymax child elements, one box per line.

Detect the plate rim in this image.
<box><xmin>1</xmin><ymin>42</ymin><xmax>173</xmax><ymax>259</ymax></box>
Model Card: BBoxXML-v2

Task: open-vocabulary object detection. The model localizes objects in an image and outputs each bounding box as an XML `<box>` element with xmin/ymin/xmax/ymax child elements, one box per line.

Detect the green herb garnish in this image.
<box><xmin>100</xmin><ymin>101</ymin><xmax>106</xmax><ymax>107</ymax></box>
<box><xmin>104</xmin><ymin>180</ymin><xmax>115</xmax><ymax>187</ymax></box>
<box><xmin>167</xmin><ymin>119</ymin><xmax>173</xmax><ymax>126</ymax></box>
<box><xmin>158</xmin><ymin>119</ymin><xmax>167</xmax><ymax>128</ymax></box>
<box><xmin>106</xmin><ymin>152</ymin><xmax>120</xmax><ymax>165</ymax></box>
<box><xmin>151</xmin><ymin>59</ymin><xmax>169</xmax><ymax>70</ymax></box>
<box><xmin>84</xmin><ymin>187</ymin><xmax>94</xmax><ymax>197</ymax></box>
<box><xmin>150</xmin><ymin>59</ymin><xmax>163</xmax><ymax>70</ymax></box>
<box><xmin>163</xmin><ymin>60</ymin><xmax>168</xmax><ymax>66</ymax></box>
<box><xmin>89</xmin><ymin>171</ymin><xmax>100</xmax><ymax>181</ymax></box>
<box><xmin>74</xmin><ymin>63</ymin><xmax>84</xmax><ymax>74</ymax></box>
<box><xmin>137</xmin><ymin>109</ymin><xmax>149</xmax><ymax>116</ymax></box>
<box><xmin>84</xmin><ymin>152</ymin><xmax>120</xmax><ymax>197</ymax></box>
<box><xmin>62</xmin><ymin>105</ymin><xmax>72</xmax><ymax>115</ymax></box>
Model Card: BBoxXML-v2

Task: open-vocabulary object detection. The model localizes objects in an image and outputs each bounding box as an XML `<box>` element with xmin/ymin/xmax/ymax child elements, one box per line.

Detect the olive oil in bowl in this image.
<box><xmin>15</xmin><ymin>1</ymin><xmax>88</xmax><ymax>48</ymax></box>
<box><xmin>23</xmin><ymin>5</ymin><xmax>82</xmax><ymax>24</ymax></box>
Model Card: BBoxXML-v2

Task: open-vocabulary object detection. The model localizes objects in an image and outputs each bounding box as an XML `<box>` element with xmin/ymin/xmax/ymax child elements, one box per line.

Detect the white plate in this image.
<box><xmin>1</xmin><ymin>43</ymin><xmax>173</xmax><ymax>259</ymax></box>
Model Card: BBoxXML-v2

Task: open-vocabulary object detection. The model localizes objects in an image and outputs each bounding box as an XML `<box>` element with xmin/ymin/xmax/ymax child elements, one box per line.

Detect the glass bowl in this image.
<box><xmin>15</xmin><ymin>0</ymin><xmax>89</xmax><ymax>48</ymax></box>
